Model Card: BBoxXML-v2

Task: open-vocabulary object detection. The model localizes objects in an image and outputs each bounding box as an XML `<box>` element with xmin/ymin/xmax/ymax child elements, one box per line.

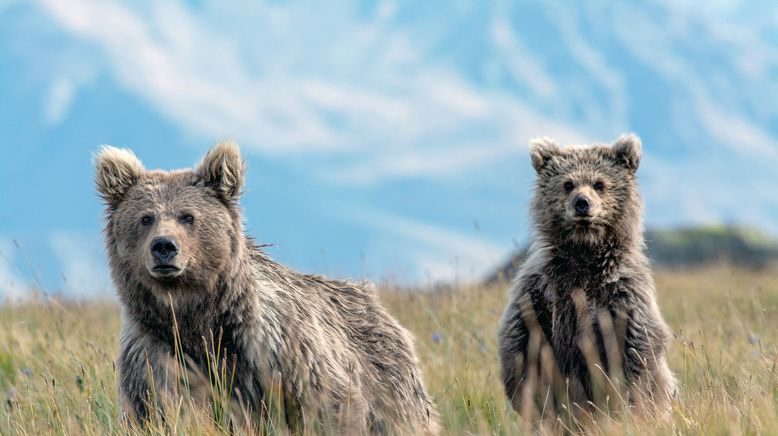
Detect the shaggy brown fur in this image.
<box><xmin>95</xmin><ymin>141</ymin><xmax>438</xmax><ymax>434</ymax></box>
<box><xmin>497</xmin><ymin>134</ymin><xmax>675</xmax><ymax>422</ymax></box>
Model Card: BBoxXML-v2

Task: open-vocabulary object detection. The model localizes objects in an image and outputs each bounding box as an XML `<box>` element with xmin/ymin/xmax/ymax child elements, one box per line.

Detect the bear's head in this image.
<box><xmin>528</xmin><ymin>134</ymin><xmax>643</xmax><ymax>246</ymax></box>
<box><xmin>95</xmin><ymin>141</ymin><xmax>246</xmax><ymax>299</ymax></box>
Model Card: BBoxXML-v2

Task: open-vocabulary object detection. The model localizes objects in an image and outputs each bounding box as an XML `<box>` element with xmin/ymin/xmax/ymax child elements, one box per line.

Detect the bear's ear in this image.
<box><xmin>94</xmin><ymin>146</ymin><xmax>144</xmax><ymax>207</ymax></box>
<box><xmin>529</xmin><ymin>137</ymin><xmax>560</xmax><ymax>173</ymax></box>
<box><xmin>196</xmin><ymin>140</ymin><xmax>245</xmax><ymax>201</ymax></box>
<box><xmin>611</xmin><ymin>133</ymin><xmax>642</xmax><ymax>172</ymax></box>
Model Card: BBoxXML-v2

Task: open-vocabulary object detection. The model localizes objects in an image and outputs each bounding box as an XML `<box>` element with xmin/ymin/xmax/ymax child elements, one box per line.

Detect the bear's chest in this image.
<box><xmin>135</xmin><ymin>300</ymin><xmax>236</xmax><ymax>367</ymax></box>
<box><xmin>547</xmin><ymin>285</ymin><xmax>615</xmax><ymax>375</ymax></box>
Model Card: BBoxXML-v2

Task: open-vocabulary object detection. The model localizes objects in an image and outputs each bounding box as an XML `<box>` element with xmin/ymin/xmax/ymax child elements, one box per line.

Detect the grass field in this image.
<box><xmin>1</xmin><ymin>266</ymin><xmax>777</xmax><ymax>434</ymax></box>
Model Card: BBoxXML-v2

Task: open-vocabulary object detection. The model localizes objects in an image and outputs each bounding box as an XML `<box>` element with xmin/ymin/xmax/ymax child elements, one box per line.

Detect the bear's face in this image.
<box><xmin>529</xmin><ymin>135</ymin><xmax>643</xmax><ymax>245</ymax></box>
<box><xmin>95</xmin><ymin>142</ymin><xmax>245</xmax><ymax>297</ymax></box>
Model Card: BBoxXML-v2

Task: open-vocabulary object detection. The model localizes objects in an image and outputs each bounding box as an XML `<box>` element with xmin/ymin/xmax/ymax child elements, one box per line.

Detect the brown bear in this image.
<box><xmin>95</xmin><ymin>141</ymin><xmax>439</xmax><ymax>433</ymax></box>
<box><xmin>497</xmin><ymin>134</ymin><xmax>675</xmax><ymax>423</ymax></box>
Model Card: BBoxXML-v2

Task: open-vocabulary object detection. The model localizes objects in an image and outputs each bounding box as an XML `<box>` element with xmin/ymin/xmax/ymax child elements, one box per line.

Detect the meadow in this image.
<box><xmin>1</xmin><ymin>266</ymin><xmax>776</xmax><ymax>434</ymax></box>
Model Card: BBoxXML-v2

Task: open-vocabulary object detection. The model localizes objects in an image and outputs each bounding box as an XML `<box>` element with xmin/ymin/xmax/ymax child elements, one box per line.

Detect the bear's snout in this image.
<box><xmin>573</xmin><ymin>196</ymin><xmax>590</xmax><ymax>216</ymax></box>
<box><xmin>150</xmin><ymin>236</ymin><xmax>179</xmax><ymax>264</ymax></box>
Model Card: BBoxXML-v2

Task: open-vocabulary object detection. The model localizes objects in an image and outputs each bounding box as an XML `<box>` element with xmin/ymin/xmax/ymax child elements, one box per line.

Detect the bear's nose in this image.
<box><xmin>574</xmin><ymin>197</ymin><xmax>590</xmax><ymax>216</ymax></box>
<box><xmin>150</xmin><ymin>237</ymin><xmax>179</xmax><ymax>263</ymax></box>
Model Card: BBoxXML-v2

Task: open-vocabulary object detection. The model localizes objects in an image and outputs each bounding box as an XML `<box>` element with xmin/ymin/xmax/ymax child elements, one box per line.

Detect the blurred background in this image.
<box><xmin>1</xmin><ymin>0</ymin><xmax>777</xmax><ymax>298</ymax></box>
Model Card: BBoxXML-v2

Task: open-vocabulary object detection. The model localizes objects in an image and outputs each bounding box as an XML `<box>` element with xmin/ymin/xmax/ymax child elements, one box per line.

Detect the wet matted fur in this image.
<box><xmin>497</xmin><ymin>134</ymin><xmax>675</xmax><ymax>423</ymax></box>
<box><xmin>95</xmin><ymin>141</ymin><xmax>439</xmax><ymax>433</ymax></box>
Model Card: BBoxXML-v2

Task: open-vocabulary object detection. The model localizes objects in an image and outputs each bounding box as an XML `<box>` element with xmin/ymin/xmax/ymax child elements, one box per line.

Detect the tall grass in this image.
<box><xmin>1</xmin><ymin>266</ymin><xmax>776</xmax><ymax>434</ymax></box>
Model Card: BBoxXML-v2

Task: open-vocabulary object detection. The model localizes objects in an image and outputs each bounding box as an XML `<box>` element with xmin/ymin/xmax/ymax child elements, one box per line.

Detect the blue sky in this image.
<box><xmin>1</xmin><ymin>0</ymin><xmax>777</xmax><ymax>298</ymax></box>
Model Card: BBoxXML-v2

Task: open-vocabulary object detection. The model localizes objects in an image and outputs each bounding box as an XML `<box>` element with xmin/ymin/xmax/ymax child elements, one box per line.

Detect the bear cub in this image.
<box><xmin>498</xmin><ymin>134</ymin><xmax>675</xmax><ymax>421</ymax></box>
<box><xmin>95</xmin><ymin>141</ymin><xmax>438</xmax><ymax>433</ymax></box>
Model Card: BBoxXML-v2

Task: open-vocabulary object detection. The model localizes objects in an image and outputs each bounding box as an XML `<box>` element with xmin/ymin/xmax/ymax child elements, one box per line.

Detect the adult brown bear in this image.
<box><xmin>95</xmin><ymin>141</ymin><xmax>438</xmax><ymax>433</ymax></box>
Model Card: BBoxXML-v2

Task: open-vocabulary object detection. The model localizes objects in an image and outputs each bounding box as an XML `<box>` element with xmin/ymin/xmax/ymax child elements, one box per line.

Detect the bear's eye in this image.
<box><xmin>563</xmin><ymin>181</ymin><xmax>574</xmax><ymax>192</ymax></box>
<box><xmin>179</xmin><ymin>214</ymin><xmax>194</xmax><ymax>225</ymax></box>
<box><xmin>593</xmin><ymin>181</ymin><xmax>605</xmax><ymax>192</ymax></box>
<box><xmin>140</xmin><ymin>215</ymin><xmax>154</xmax><ymax>226</ymax></box>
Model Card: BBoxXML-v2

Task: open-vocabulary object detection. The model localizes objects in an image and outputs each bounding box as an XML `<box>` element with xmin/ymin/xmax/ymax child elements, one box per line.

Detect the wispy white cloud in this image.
<box><xmin>352</xmin><ymin>208</ymin><xmax>509</xmax><ymax>284</ymax></box>
<box><xmin>545</xmin><ymin>2</ymin><xmax>628</xmax><ymax>132</ymax></box>
<box><xmin>49</xmin><ymin>232</ymin><xmax>111</xmax><ymax>298</ymax></box>
<box><xmin>0</xmin><ymin>239</ymin><xmax>31</xmax><ymax>301</ymax></box>
<box><xmin>38</xmin><ymin>0</ymin><xmax>344</xmax><ymax>152</ymax></box>
<box><xmin>693</xmin><ymin>92</ymin><xmax>778</xmax><ymax>164</ymax></box>
<box><xmin>490</xmin><ymin>16</ymin><xmax>557</xmax><ymax>99</ymax></box>
<box><xmin>640</xmin><ymin>152</ymin><xmax>778</xmax><ymax>236</ymax></box>
<box><xmin>43</xmin><ymin>77</ymin><xmax>75</xmax><ymax>125</ymax></box>
<box><xmin>609</xmin><ymin>0</ymin><xmax>778</xmax><ymax>150</ymax></box>
<box><xmin>36</xmin><ymin>0</ymin><xmax>589</xmax><ymax>184</ymax></box>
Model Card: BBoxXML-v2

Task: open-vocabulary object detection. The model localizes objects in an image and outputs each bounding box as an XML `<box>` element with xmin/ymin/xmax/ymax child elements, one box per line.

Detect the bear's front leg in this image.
<box><xmin>116</xmin><ymin>323</ymin><xmax>200</xmax><ymax>424</ymax></box>
<box><xmin>498</xmin><ymin>278</ymin><xmax>554</xmax><ymax>418</ymax></box>
<box><xmin>611</xmin><ymin>285</ymin><xmax>676</xmax><ymax>415</ymax></box>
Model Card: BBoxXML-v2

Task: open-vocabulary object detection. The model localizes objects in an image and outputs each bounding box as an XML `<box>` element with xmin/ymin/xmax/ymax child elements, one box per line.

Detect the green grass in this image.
<box><xmin>1</xmin><ymin>266</ymin><xmax>777</xmax><ymax>434</ymax></box>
